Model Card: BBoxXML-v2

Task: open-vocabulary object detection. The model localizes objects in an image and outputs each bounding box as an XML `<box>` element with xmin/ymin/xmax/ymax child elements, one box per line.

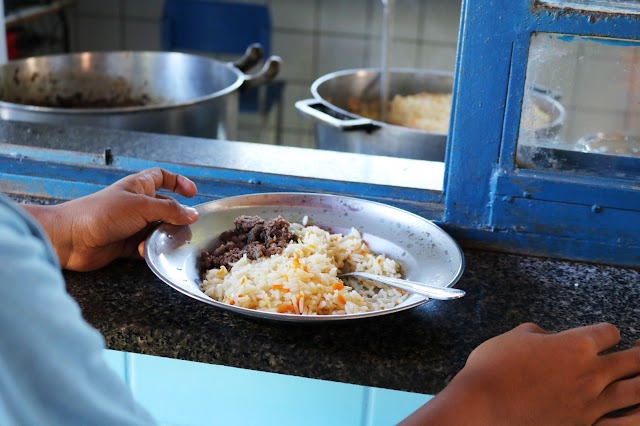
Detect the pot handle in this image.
<box><xmin>528</xmin><ymin>84</ymin><xmax>563</xmax><ymax>101</ymax></box>
<box><xmin>295</xmin><ymin>99</ymin><xmax>377</xmax><ymax>131</ymax></box>
<box><xmin>232</xmin><ymin>43</ymin><xmax>263</xmax><ymax>73</ymax></box>
<box><xmin>240</xmin><ymin>56</ymin><xmax>282</xmax><ymax>90</ymax></box>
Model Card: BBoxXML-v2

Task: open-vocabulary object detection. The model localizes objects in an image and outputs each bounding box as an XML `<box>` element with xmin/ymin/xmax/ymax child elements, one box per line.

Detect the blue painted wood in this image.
<box><xmin>444</xmin><ymin>0</ymin><xmax>640</xmax><ymax>265</ymax></box>
<box><xmin>498</xmin><ymin>30</ymin><xmax>534</xmax><ymax>175</ymax></box>
<box><xmin>529</xmin><ymin>5</ymin><xmax>640</xmax><ymax>40</ymax></box>
<box><xmin>448</xmin><ymin>225</ymin><xmax>640</xmax><ymax>268</ymax></box>
<box><xmin>490</xmin><ymin>197</ymin><xmax>640</xmax><ymax>246</ymax></box>
<box><xmin>0</xmin><ymin>172</ymin><xmax>109</xmax><ymax>201</ymax></box>
<box><xmin>493</xmin><ymin>171</ymin><xmax>640</xmax><ymax>212</ymax></box>
<box><xmin>444</xmin><ymin>0</ymin><xmax>518</xmax><ymax>226</ymax></box>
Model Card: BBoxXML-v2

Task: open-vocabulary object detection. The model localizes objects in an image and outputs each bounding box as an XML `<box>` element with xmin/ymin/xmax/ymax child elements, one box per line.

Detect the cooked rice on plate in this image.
<box><xmin>201</xmin><ymin>221</ymin><xmax>408</xmax><ymax>315</ymax></box>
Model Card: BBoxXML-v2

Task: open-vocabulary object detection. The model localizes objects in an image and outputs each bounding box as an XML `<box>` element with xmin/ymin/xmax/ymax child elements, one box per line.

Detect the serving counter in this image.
<box><xmin>3</xmin><ymin>120</ymin><xmax>639</xmax><ymax>396</ymax></box>
<box><xmin>59</xmin><ymin>250</ymin><xmax>640</xmax><ymax>396</ymax></box>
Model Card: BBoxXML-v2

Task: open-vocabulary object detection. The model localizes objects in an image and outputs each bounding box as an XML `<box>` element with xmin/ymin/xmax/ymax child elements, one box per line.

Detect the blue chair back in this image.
<box><xmin>162</xmin><ymin>0</ymin><xmax>272</xmax><ymax>57</ymax></box>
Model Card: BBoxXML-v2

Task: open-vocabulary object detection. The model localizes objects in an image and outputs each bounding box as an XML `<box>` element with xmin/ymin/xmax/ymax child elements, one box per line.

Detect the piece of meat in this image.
<box><xmin>200</xmin><ymin>215</ymin><xmax>298</xmax><ymax>272</ymax></box>
<box><xmin>246</xmin><ymin>223</ymin><xmax>265</xmax><ymax>244</ymax></box>
<box><xmin>234</xmin><ymin>215</ymin><xmax>264</xmax><ymax>232</ymax></box>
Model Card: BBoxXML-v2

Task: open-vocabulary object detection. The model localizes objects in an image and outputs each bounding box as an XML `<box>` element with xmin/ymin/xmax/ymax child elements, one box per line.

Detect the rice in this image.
<box><xmin>521</xmin><ymin>99</ymin><xmax>552</xmax><ymax>130</ymax></box>
<box><xmin>201</xmin><ymin>223</ymin><xmax>408</xmax><ymax>315</ymax></box>
<box><xmin>387</xmin><ymin>92</ymin><xmax>452</xmax><ymax>133</ymax></box>
<box><xmin>347</xmin><ymin>92</ymin><xmax>452</xmax><ymax>132</ymax></box>
<box><xmin>349</xmin><ymin>91</ymin><xmax>552</xmax><ymax>133</ymax></box>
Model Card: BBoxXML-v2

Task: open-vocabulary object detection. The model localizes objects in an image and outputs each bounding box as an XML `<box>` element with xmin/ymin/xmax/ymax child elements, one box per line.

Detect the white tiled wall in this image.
<box><xmin>17</xmin><ymin>1</ymin><xmax>640</xmax><ymax>154</ymax></box>
<box><xmin>64</xmin><ymin>0</ymin><xmax>462</xmax><ymax>148</ymax></box>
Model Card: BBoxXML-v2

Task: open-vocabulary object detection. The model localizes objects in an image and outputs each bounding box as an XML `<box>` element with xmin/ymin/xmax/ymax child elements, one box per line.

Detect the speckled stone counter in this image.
<box><xmin>62</xmin><ymin>250</ymin><xmax>640</xmax><ymax>396</ymax></box>
<box><xmin>3</xmin><ymin>120</ymin><xmax>640</xmax><ymax>396</ymax></box>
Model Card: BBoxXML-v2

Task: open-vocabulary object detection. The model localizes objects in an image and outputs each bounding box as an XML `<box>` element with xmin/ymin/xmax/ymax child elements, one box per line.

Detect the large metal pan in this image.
<box><xmin>0</xmin><ymin>46</ymin><xmax>281</xmax><ymax>140</ymax></box>
<box><xmin>296</xmin><ymin>68</ymin><xmax>565</xmax><ymax>161</ymax></box>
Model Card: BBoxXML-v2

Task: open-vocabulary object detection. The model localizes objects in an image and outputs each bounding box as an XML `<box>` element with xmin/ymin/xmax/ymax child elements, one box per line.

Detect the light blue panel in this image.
<box><xmin>366</xmin><ymin>388</ymin><xmax>432</xmax><ymax>426</ymax></box>
<box><xmin>102</xmin><ymin>349</ymin><xmax>127</xmax><ymax>383</ymax></box>
<box><xmin>128</xmin><ymin>352</ymin><xmax>367</xmax><ymax>426</ymax></box>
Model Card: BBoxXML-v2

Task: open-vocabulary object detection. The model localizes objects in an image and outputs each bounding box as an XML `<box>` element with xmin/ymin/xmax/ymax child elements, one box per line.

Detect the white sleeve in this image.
<box><xmin>0</xmin><ymin>197</ymin><xmax>156</xmax><ymax>426</ymax></box>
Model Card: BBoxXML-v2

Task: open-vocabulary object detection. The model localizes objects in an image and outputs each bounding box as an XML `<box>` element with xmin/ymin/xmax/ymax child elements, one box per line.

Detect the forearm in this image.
<box><xmin>400</xmin><ymin>372</ymin><xmax>496</xmax><ymax>426</ymax></box>
<box><xmin>21</xmin><ymin>203</ymin><xmax>73</xmax><ymax>268</ymax></box>
<box><xmin>0</xmin><ymin>206</ymin><xmax>154</xmax><ymax>425</ymax></box>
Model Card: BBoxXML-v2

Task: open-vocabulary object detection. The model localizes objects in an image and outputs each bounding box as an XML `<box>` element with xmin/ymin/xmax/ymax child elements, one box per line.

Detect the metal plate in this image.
<box><xmin>144</xmin><ymin>193</ymin><xmax>465</xmax><ymax>322</ymax></box>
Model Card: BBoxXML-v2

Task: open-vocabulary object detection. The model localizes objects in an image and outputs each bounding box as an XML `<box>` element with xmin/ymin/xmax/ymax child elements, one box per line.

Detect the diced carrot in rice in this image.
<box><xmin>201</xmin><ymin>223</ymin><xmax>406</xmax><ymax>315</ymax></box>
<box><xmin>277</xmin><ymin>304</ymin><xmax>295</xmax><ymax>313</ymax></box>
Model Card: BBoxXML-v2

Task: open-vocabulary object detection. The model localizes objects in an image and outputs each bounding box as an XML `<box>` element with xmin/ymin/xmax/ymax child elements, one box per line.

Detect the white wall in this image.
<box><xmin>16</xmin><ymin>1</ymin><xmax>640</xmax><ymax>154</ymax></box>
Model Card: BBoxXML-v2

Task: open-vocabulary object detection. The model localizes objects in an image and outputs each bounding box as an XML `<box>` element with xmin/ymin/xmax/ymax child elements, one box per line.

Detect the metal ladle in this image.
<box><xmin>380</xmin><ymin>0</ymin><xmax>395</xmax><ymax>123</ymax></box>
<box><xmin>339</xmin><ymin>272</ymin><xmax>466</xmax><ymax>300</ymax></box>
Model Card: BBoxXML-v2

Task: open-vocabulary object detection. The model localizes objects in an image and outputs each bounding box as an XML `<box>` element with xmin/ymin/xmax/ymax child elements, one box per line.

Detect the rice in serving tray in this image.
<box><xmin>200</xmin><ymin>217</ymin><xmax>408</xmax><ymax>315</ymax></box>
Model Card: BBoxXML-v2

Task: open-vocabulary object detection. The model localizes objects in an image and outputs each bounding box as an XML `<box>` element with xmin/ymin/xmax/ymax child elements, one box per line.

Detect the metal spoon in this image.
<box><xmin>339</xmin><ymin>272</ymin><xmax>465</xmax><ymax>300</ymax></box>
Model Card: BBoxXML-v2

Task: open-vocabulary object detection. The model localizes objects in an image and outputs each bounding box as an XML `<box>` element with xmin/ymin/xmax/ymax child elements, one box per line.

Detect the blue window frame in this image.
<box><xmin>444</xmin><ymin>0</ymin><xmax>640</xmax><ymax>266</ymax></box>
<box><xmin>1</xmin><ymin>0</ymin><xmax>639</xmax><ymax>267</ymax></box>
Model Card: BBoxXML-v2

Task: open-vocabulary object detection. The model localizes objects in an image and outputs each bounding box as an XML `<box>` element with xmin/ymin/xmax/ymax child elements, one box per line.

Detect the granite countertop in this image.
<box><xmin>63</xmin><ymin>249</ymin><xmax>640</xmax><ymax>396</ymax></box>
<box><xmin>3</xmin><ymin>120</ymin><xmax>639</xmax><ymax>396</ymax></box>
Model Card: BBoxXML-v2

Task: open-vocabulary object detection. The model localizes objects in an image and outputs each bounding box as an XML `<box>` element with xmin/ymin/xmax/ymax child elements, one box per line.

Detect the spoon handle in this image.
<box><xmin>340</xmin><ymin>272</ymin><xmax>465</xmax><ymax>300</ymax></box>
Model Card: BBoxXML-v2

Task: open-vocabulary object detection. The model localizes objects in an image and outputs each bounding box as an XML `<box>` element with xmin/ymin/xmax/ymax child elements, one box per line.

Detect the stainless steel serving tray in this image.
<box><xmin>144</xmin><ymin>192</ymin><xmax>465</xmax><ymax>323</ymax></box>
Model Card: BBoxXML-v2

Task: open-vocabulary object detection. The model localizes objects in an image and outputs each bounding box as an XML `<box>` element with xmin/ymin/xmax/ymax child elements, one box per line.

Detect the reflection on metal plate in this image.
<box><xmin>144</xmin><ymin>193</ymin><xmax>465</xmax><ymax>323</ymax></box>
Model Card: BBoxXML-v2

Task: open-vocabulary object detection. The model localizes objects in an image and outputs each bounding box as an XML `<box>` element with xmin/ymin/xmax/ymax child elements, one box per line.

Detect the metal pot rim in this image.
<box><xmin>0</xmin><ymin>50</ymin><xmax>246</xmax><ymax>114</ymax></box>
<box><xmin>311</xmin><ymin>67</ymin><xmax>454</xmax><ymax>94</ymax></box>
<box><xmin>310</xmin><ymin>67</ymin><xmax>566</xmax><ymax>135</ymax></box>
<box><xmin>310</xmin><ymin>67</ymin><xmax>454</xmax><ymax>135</ymax></box>
<box><xmin>526</xmin><ymin>91</ymin><xmax>566</xmax><ymax>130</ymax></box>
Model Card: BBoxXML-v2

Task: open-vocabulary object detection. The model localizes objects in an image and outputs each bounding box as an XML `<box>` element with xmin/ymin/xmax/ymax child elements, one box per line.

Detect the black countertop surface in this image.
<box><xmin>3</xmin><ymin>120</ymin><xmax>639</xmax><ymax>396</ymax></box>
<box><xmin>62</xmin><ymin>249</ymin><xmax>640</xmax><ymax>396</ymax></box>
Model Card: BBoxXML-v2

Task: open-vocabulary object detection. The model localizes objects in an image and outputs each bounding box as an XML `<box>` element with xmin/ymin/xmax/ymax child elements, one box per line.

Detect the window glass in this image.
<box><xmin>516</xmin><ymin>33</ymin><xmax>640</xmax><ymax>178</ymax></box>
